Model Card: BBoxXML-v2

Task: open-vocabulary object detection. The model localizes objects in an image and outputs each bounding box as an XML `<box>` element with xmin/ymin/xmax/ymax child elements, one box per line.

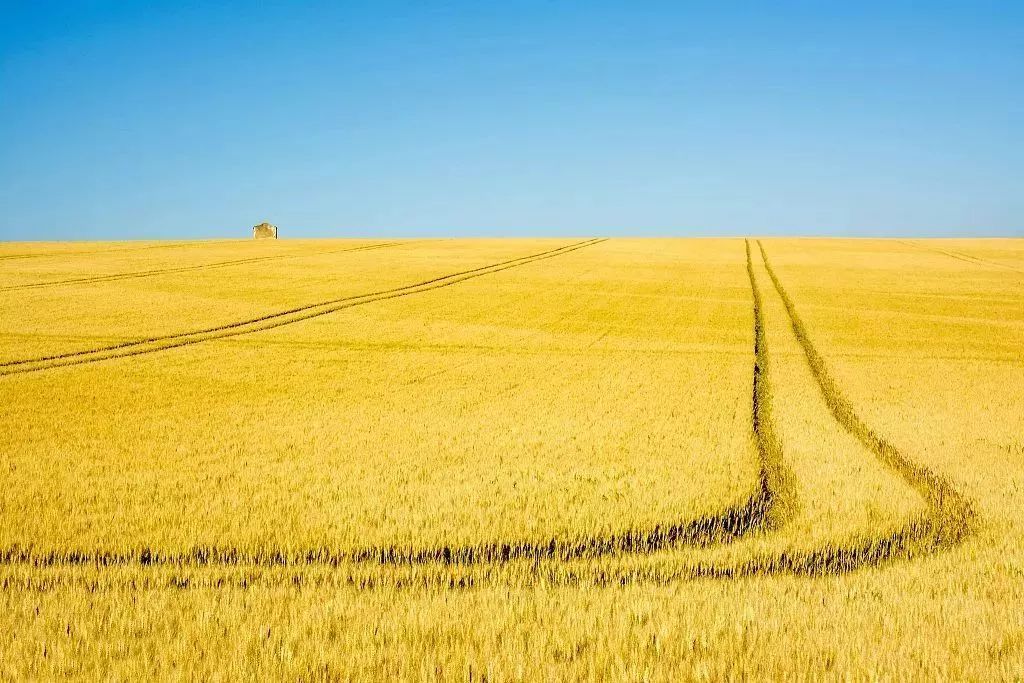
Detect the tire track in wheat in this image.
<box><xmin>353</xmin><ymin>240</ymin><xmax>975</xmax><ymax>589</ymax></box>
<box><xmin>327</xmin><ymin>239</ymin><xmax>974</xmax><ymax>589</ymax></box>
<box><xmin>555</xmin><ymin>239</ymin><xmax>974</xmax><ymax>586</ymax></box>
<box><xmin>899</xmin><ymin>239</ymin><xmax>1024</xmax><ymax>276</ymax></box>
<box><xmin>0</xmin><ymin>240</ymin><xmax>237</xmax><ymax>261</ymax></box>
<box><xmin>4</xmin><ymin>239</ymin><xmax>971</xmax><ymax>588</ymax></box>
<box><xmin>0</xmin><ymin>239</ymin><xmax>602</xmax><ymax>376</ymax></box>
<box><xmin>0</xmin><ymin>241</ymin><xmax>410</xmax><ymax>292</ymax></box>
<box><xmin>756</xmin><ymin>240</ymin><xmax>975</xmax><ymax>545</ymax></box>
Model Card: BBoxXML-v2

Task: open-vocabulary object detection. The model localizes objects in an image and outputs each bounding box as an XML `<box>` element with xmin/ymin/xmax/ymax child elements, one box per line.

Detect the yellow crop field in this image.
<box><xmin>1</xmin><ymin>237</ymin><xmax>1022</xmax><ymax>680</ymax></box>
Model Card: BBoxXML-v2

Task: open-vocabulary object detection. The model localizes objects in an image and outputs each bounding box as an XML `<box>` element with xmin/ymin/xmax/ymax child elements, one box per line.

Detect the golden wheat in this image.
<box><xmin>0</xmin><ymin>237</ymin><xmax>1021</xmax><ymax>679</ymax></box>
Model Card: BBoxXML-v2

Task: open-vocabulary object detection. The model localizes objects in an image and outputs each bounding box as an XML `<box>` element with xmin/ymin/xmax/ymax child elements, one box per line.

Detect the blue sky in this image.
<box><xmin>1</xmin><ymin>1</ymin><xmax>1021</xmax><ymax>240</ymax></box>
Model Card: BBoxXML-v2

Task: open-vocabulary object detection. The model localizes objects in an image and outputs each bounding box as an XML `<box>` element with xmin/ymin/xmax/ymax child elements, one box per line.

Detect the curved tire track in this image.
<box><xmin>2</xmin><ymin>240</ymin><xmax>973</xmax><ymax>588</ymax></box>
<box><xmin>756</xmin><ymin>240</ymin><xmax>975</xmax><ymax>546</ymax></box>
<box><xmin>425</xmin><ymin>241</ymin><xmax>978</xmax><ymax>589</ymax></box>
<box><xmin>536</xmin><ymin>239</ymin><xmax>978</xmax><ymax>588</ymax></box>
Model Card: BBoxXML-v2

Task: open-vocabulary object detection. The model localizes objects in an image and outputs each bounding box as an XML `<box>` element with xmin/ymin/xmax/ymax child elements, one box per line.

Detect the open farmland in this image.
<box><xmin>1</xmin><ymin>237</ymin><xmax>1022</xmax><ymax>679</ymax></box>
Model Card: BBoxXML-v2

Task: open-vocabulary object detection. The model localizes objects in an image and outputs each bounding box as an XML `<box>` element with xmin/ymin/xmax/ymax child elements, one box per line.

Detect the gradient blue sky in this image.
<box><xmin>1</xmin><ymin>1</ymin><xmax>1021</xmax><ymax>240</ymax></box>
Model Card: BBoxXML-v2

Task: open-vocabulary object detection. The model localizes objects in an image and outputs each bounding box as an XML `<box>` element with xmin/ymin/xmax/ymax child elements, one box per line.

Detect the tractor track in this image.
<box><xmin>0</xmin><ymin>240</ymin><xmax>238</xmax><ymax>261</ymax></box>
<box><xmin>0</xmin><ymin>238</ymin><xmax>797</xmax><ymax>569</ymax></box>
<box><xmin>900</xmin><ymin>239</ymin><xmax>1024</xmax><ymax>276</ymax></box>
<box><xmin>324</xmin><ymin>241</ymin><xmax>977</xmax><ymax>588</ymax></box>
<box><xmin>0</xmin><ymin>239</ymin><xmax>976</xmax><ymax>590</ymax></box>
<box><xmin>0</xmin><ymin>241</ymin><xmax>409</xmax><ymax>292</ymax></box>
<box><xmin>0</xmin><ymin>239</ymin><xmax>604</xmax><ymax>376</ymax></box>
<box><xmin>524</xmin><ymin>242</ymin><xmax>979</xmax><ymax>588</ymax></box>
<box><xmin>536</xmin><ymin>241</ymin><xmax>977</xmax><ymax>587</ymax></box>
<box><xmin>756</xmin><ymin>240</ymin><xmax>975</xmax><ymax>547</ymax></box>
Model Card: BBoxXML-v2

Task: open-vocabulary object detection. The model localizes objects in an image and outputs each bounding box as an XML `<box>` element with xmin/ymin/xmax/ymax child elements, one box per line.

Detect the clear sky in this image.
<box><xmin>1</xmin><ymin>1</ymin><xmax>1021</xmax><ymax>240</ymax></box>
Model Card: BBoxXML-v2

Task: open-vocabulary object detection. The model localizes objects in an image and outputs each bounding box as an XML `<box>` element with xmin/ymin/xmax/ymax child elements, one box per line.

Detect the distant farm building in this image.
<box><xmin>253</xmin><ymin>222</ymin><xmax>278</xmax><ymax>239</ymax></box>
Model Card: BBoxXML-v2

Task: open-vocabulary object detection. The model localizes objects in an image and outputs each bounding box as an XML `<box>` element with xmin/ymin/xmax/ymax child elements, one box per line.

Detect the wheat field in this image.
<box><xmin>1</xmin><ymin>237</ymin><xmax>1022</xmax><ymax>680</ymax></box>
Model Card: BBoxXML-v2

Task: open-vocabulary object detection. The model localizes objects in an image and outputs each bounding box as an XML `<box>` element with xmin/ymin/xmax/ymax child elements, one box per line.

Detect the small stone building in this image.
<box><xmin>253</xmin><ymin>222</ymin><xmax>278</xmax><ymax>239</ymax></box>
